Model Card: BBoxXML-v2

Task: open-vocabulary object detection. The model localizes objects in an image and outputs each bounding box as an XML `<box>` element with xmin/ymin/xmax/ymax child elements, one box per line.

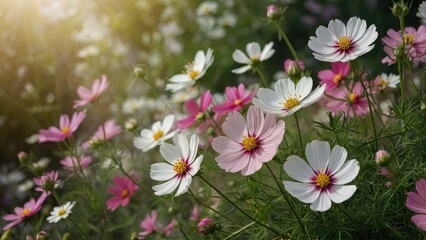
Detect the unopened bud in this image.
<box><xmin>392</xmin><ymin>2</ymin><xmax>409</xmax><ymax>17</ymax></box>
<box><xmin>375</xmin><ymin>149</ymin><xmax>391</xmax><ymax>166</ymax></box>
<box><xmin>133</xmin><ymin>64</ymin><xmax>148</xmax><ymax>79</ymax></box>
<box><xmin>18</xmin><ymin>151</ymin><xmax>30</xmax><ymax>165</ymax></box>
<box><xmin>284</xmin><ymin>59</ymin><xmax>305</xmax><ymax>79</ymax></box>
<box><xmin>198</xmin><ymin>218</ymin><xmax>218</xmax><ymax>234</ymax></box>
<box><xmin>124</xmin><ymin>118</ymin><xmax>138</xmax><ymax>131</ymax></box>
<box><xmin>266</xmin><ymin>5</ymin><xmax>283</xmax><ymax>20</ymax></box>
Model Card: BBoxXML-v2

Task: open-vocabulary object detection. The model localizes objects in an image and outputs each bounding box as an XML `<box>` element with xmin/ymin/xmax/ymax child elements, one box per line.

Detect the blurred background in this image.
<box><xmin>0</xmin><ymin>0</ymin><xmax>422</xmax><ymax>207</ymax></box>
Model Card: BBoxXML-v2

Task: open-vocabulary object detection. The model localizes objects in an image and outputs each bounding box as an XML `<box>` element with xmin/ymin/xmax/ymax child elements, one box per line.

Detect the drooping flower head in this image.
<box><xmin>150</xmin><ymin>133</ymin><xmax>203</xmax><ymax>196</ymax></box>
<box><xmin>2</xmin><ymin>193</ymin><xmax>47</xmax><ymax>231</ymax></box>
<box><xmin>177</xmin><ymin>91</ymin><xmax>212</xmax><ymax>130</ymax></box>
<box><xmin>253</xmin><ymin>77</ymin><xmax>325</xmax><ymax>117</ymax></box>
<box><xmin>232</xmin><ymin>42</ymin><xmax>275</xmax><ymax>74</ymax></box>
<box><xmin>326</xmin><ymin>82</ymin><xmax>369</xmax><ymax>118</ymax></box>
<box><xmin>46</xmin><ymin>201</ymin><xmax>75</xmax><ymax>223</ymax></box>
<box><xmin>406</xmin><ymin>179</ymin><xmax>426</xmax><ymax>231</ymax></box>
<box><xmin>73</xmin><ymin>75</ymin><xmax>109</xmax><ymax>108</ymax></box>
<box><xmin>283</xmin><ymin>140</ymin><xmax>360</xmax><ymax>212</ymax></box>
<box><xmin>83</xmin><ymin>120</ymin><xmax>122</xmax><ymax>148</ymax></box>
<box><xmin>373</xmin><ymin>73</ymin><xmax>400</xmax><ymax>91</ymax></box>
<box><xmin>33</xmin><ymin>170</ymin><xmax>59</xmax><ymax>195</ymax></box>
<box><xmin>106</xmin><ymin>176</ymin><xmax>139</xmax><ymax>211</ymax></box>
<box><xmin>308</xmin><ymin>17</ymin><xmax>378</xmax><ymax>62</ymax></box>
<box><xmin>212</xmin><ymin>84</ymin><xmax>256</xmax><ymax>115</ymax></box>
<box><xmin>212</xmin><ymin>105</ymin><xmax>285</xmax><ymax>176</ymax></box>
<box><xmin>38</xmin><ymin>111</ymin><xmax>86</xmax><ymax>143</ymax></box>
<box><xmin>60</xmin><ymin>155</ymin><xmax>92</xmax><ymax>173</ymax></box>
<box><xmin>318</xmin><ymin>61</ymin><xmax>350</xmax><ymax>92</ymax></box>
<box><xmin>166</xmin><ymin>49</ymin><xmax>214</xmax><ymax>92</ymax></box>
<box><xmin>134</xmin><ymin>115</ymin><xmax>175</xmax><ymax>152</ymax></box>
<box><xmin>138</xmin><ymin>210</ymin><xmax>176</xmax><ymax>239</ymax></box>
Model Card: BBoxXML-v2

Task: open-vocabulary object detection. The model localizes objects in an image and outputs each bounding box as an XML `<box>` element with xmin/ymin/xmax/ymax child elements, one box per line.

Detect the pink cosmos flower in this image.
<box><xmin>177</xmin><ymin>90</ymin><xmax>212</xmax><ymax>130</ymax></box>
<box><xmin>38</xmin><ymin>111</ymin><xmax>86</xmax><ymax>143</ymax></box>
<box><xmin>326</xmin><ymin>82</ymin><xmax>369</xmax><ymax>118</ymax></box>
<box><xmin>382</xmin><ymin>26</ymin><xmax>426</xmax><ymax>65</ymax></box>
<box><xmin>83</xmin><ymin>120</ymin><xmax>122</xmax><ymax>148</ymax></box>
<box><xmin>2</xmin><ymin>193</ymin><xmax>47</xmax><ymax>231</ymax></box>
<box><xmin>73</xmin><ymin>75</ymin><xmax>109</xmax><ymax>108</ymax></box>
<box><xmin>33</xmin><ymin>170</ymin><xmax>59</xmax><ymax>195</ymax></box>
<box><xmin>212</xmin><ymin>105</ymin><xmax>285</xmax><ymax>176</ymax></box>
<box><xmin>138</xmin><ymin>210</ymin><xmax>176</xmax><ymax>239</ymax></box>
<box><xmin>318</xmin><ymin>61</ymin><xmax>350</xmax><ymax>92</ymax></box>
<box><xmin>212</xmin><ymin>84</ymin><xmax>256</xmax><ymax>115</ymax></box>
<box><xmin>60</xmin><ymin>155</ymin><xmax>92</xmax><ymax>173</ymax></box>
<box><xmin>406</xmin><ymin>179</ymin><xmax>426</xmax><ymax>231</ymax></box>
<box><xmin>106</xmin><ymin>176</ymin><xmax>139</xmax><ymax>211</ymax></box>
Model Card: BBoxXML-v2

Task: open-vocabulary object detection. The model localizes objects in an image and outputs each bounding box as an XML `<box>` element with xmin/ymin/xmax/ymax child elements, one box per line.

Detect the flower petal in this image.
<box><xmin>333</xmin><ymin>159</ymin><xmax>360</xmax><ymax>185</ymax></box>
<box><xmin>327</xmin><ymin>185</ymin><xmax>357</xmax><ymax>203</ymax></box>
<box><xmin>284</xmin><ymin>155</ymin><xmax>315</xmax><ymax>183</ymax></box>
<box><xmin>310</xmin><ymin>192</ymin><xmax>332</xmax><ymax>212</ymax></box>
<box><xmin>306</xmin><ymin>140</ymin><xmax>331</xmax><ymax>172</ymax></box>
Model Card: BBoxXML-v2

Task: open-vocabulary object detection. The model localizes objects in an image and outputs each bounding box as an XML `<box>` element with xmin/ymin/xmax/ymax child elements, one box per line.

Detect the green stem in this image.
<box><xmin>198</xmin><ymin>175</ymin><xmax>288</xmax><ymax>238</ymax></box>
<box><xmin>223</xmin><ymin>222</ymin><xmax>256</xmax><ymax>240</ymax></box>
<box><xmin>265</xmin><ymin>163</ymin><xmax>311</xmax><ymax>239</ymax></box>
<box><xmin>360</xmin><ymin>81</ymin><xmax>379</xmax><ymax>150</ymax></box>
<box><xmin>254</xmin><ymin>66</ymin><xmax>269</xmax><ymax>88</ymax></box>
<box><xmin>68</xmin><ymin>217</ymin><xmax>90</xmax><ymax>240</ymax></box>
<box><xmin>274</xmin><ymin>21</ymin><xmax>299</xmax><ymax>60</ymax></box>
<box><xmin>294</xmin><ymin>113</ymin><xmax>304</xmax><ymax>150</ymax></box>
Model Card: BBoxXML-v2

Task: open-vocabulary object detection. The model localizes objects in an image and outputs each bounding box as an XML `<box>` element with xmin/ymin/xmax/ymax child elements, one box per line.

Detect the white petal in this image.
<box><xmin>152</xmin><ymin>177</ymin><xmax>180</xmax><ymax>196</ymax></box>
<box><xmin>253</xmin><ymin>98</ymin><xmax>283</xmax><ymax>115</ymax></box>
<box><xmin>315</xmin><ymin>26</ymin><xmax>337</xmax><ymax>46</ymax></box>
<box><xmin>328</xmin><ymin>145</ymin><xmax>347</xmax><ymax>175</ymax></box>
<box><xmin>134</xmin><ymin>137</ymin><xmax>155</xmax><ymax>151</ymax></box>
<box><xmin>159</xmin><ymin>143</ymin><xmax>180</xmax><ymax>164</ymax></box>
<box><xmin>232</xmin><ymin>49</ymin><xmax>250</xmax><ymax>64</ymax></box>
<box><xmin>310</xmin><ymin>192</ymin><xmax>332</xmax><ymax>212</ymax></box>
<box><xmin>246</xmin><ymin>42</ymin><xmax>261</xmax><ymax>59</ymax></box>
<box><xmin>188</xmin><ymin>134</ymin><xmax>199</xmax><ymax>164</ymax></box>
<box><xmin>188</xmin><ymin>155</ymin><xmax>203</xmax><ymax>176</ymax></box>
<box><xmin>168</xmin><ymin>74</ymin><xmax>191</xmax><ymax>83</ymax></box>
<box><xmin>193</xmin><ymin>50</ymin><xmax>206</xmax><ymax>72</ymax></box>
<box><xmin>300</xmin><ymin>84</ymin><xmax>325</xmax><ymax>107</ymax></box>
<box><xmin>256</xmin><ymin>88</ymin><xmax>282</xmax><ymax>107</ymax></box>
<box><xmin>175</xmin><ymin>175</ymin><xmax>192</xmax><ymax>196</ymax></box>
<box><xmin>232</xmin><ymin>65</ymin><xmax>251</xmax><ymax>74</ymax></box>
<box><xmin>306</xmin><ymin>140</ymin><xmax>330</xmax><ymax>172</ymax></box>
<box><xmin>295</xmin><ymin>77</ymin><xmax>313</xmax><ymax>100</ymax></box>
<box><xmin>162</xmin><ymin>115</ymin><xmax>175</xmax><ymax>134</ymax></box>
<box><xmin>327</xmin><ymin>185</ymin><xmax>357</xmax><ymax>203</ymax></box>
<box><xmin>347</xmin><ymin>17</ymin><xmax>366</xmax><ymax>42</ymax></box>
<box><xmin>152</xmin><ymin>121</ymin><xmax>161</xmax><ymax>132</ymax></box>
<box><xmin>275</xmin><ymin>78</ymin><xmax>295</xmax><ymax>100</ymax></box>
<box><xmin>174</xmin><ymin>133</ymin><xmax>189</xmax><ymax>160</ymax></box>
<box><xmin>260</xmin><ymin>42</ymin><xmax>275</xmax><ymax>60</ymax></box>
<box><xmin>283</xmin><ymin>181</ymin><xmax>320</xmax><ymax>204</ymax></box>
<box><xmin>328</xmin><ymin>19</ymin><xmax>346</xmax><ymax>37</ymax></box>
<box><xmin>333</xmin><ymin>160</ymin><xmax>360</xmax><ymax>185</ymax></box>
<box><xmin>308</xmin><ymin>37</ymin><xmax>337</xmax><ymax>54</ymax></box>
<box><xmin>284</xmin><ymin>155</ymin><xmax>315</xmax><ymax>183</ymax></box>
<box><xmin>150</xmin><ymin>163</ymin><xmax>175</xmax><ymax>181</ymax></box>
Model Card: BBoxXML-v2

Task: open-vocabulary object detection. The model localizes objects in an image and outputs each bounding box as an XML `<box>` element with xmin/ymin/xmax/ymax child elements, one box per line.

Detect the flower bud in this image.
<box><xmin>392</xmin><ymin>2</ymin><xmax>409</xmax><ymax>17</ymax></box>
<box><xmin>124</xmin><ymin>118</ymin><xmax>138</xmax><ymax>132</ymax></box>
<box><xmin>284</xmin><ymin>59</ymin><xmax>305</xmax><ymax>77</ymax></box>
<box><xmin>133</xmin><ymin>64</ymin><xmax>148</xmax><ymax>79</ymax></box>
<box><xmin>378</xmin><ymin>167</ymin><xmax>392</xmax><ymax>178</ymax></box>
<box><xmin>198</xmin><ymin>218</ymin><xmax>216</xmax><ymax>234</ymax></box>
<box><xmin>18</xmin><ymin>151</ymin><xmax>30</xmax><ymax>165</ymax></box>
<box><xmin>375</xmin><ymin>149</ymin><xmax>391</xmax><ymax>166</ymax></box>
<box><xmin>266</xmin><ymin>5</ymin><xmax>284</xmax><ymax>21</ymax></box>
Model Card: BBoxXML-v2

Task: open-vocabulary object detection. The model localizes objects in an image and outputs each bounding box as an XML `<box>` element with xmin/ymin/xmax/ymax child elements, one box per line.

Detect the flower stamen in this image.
<box><xmin>173</xmin><ymin>159</ymin><xmax>187</xmax><ymax>174</ymax></box>
<box><xmin>348</xmin><ymin>93</ymin><xmax>357</xmax><ymax>103</ymax></box>
<box><xmin>120</xmin><ymin>189</ymin><xmax>129</xmax><ymax>198</ymax></box>
<box><xmin>21</xmin><ymin>208</ymin><xmax>31</xmax><ymax>217</ymax></box>
<box><xmin>285</xmin><ymin>97</ymin><xmax>300</xmax><ymax>110</ymax></box>
<box><xmin>152</xmin><ymin>130</ymin><xmax>164</xmax><ymax>141</ymax></box>
<box><xmin>62</xmin><ymin>127</ymin><xmax>70</xmax><ymax>134</ymax></box>
<box><xmin>333</xmin><ymin>74</ymin><xmax>342</xmax><ymax>84</ymax></box>
<box><xmin>242</xmin><ymin>136</ymin><xmax>257</xmax><ymax>151</ymax></box>
<box><xmin>234</xmin><ymin>99</ymin><xmax>242</xmax><ymax>106</ymax></box>
<box><xmin>315</xmin><ymin>172</ymin><xmax>331</xmax><ymax>189</ymax></box>
<box><xmin>58</xmin><ymin>209</ymin><xmax>66</xmax><ymax>216</ymax></box>
<box><xmin>403</xmin><ymin>34</ymin><xmax>415</xmax><ymax>45</ymax></box>
<box><xmin>338</xmin><ymin>36</ymin><xmax>351</xmax><ymax>51</ymax></box>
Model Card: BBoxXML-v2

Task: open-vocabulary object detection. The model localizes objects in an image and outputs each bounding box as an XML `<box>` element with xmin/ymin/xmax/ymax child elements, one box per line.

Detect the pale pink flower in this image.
<box><xmin>106</xmin><ymin>176</ymin><xmax>139</xmax><ymax>211</ymax></box>
<box><xmin>38</xmin><ymin>111</ymin><xmax>86</xmax><ymax>143</ymax></box>
<box><xmin>212</xmin><ymin>84</ymin><xmax>256</xmax><ymax>115</ymax></box>
<box><xmin>212</xmin><ymin>105</ymin><xmax>285</xmax><ymax>176</ymax></box>
<box><xmin>326</xmin><ymin>82</ymin><xmax>369</xmax><ymax>118</ymax></box>
<box><xmin>33</xmin><ymin>170</ymin><xmax>59</xmax><ymax>195</ymax></box>
<box><xmin>378</xmin><ymin>167</ymin><xmax>392</xmax><ymax>179</ymax></box>
<box><xmin>406</xmin><ymin>179</ymin><xmax>426</xmax><ymax>231</ymax></box>
<box><xmin>190</xmin><ymin>206</ymin><xmax>201</xmax><ymax>221</ymax></box>
<box><xmin>73</xmin><ymin>75</ymin><xmax>109</xmax><ymax>108</ymax></box>
<box><xmin>60</xmin><ymin>155</ymin><xmax>92</xmax><ymax>173</ymax></box>
<box><xmin>177</xmin><ymin>90</ymin><xmax>212</xmax><ymax>130</ymax></box>
<box><xmin>382</xmin><ymin>26</ymin><xmax>426</xmax><ymax>65</ymax></box>
<box><xmin>83</xmin><ymin>120</ymin><xmax>122</xmax><ymax>148</ymax></box>
<box><xmin>2</xmin><ymin>193</ymin><xmax>47</xmax><ymax>231</ymax></box>
<box><xmin>138</xmin><ymin>210</ymin><xmax>176</xmax><ymax>239</ymax></box>
<box><xmin>318</xmin><ymin>61</ymin><xmax>350</xmax><ymax>92</ymax></box>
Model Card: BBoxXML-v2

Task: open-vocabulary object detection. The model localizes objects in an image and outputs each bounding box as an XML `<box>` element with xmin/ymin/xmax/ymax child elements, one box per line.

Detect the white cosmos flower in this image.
<box><xmin>308</xmin><ymin>17</ymin><xmax>378</xmax><ymax>62</ymax></box>
<box><xmin>417</xmin><ymin>2</ymin><xmax>426</xmax><ymax>19</ymax></box>
<box><xmin>232</xmin><ymin>42</ymin><xmax>275</xmax><ymax>74</ymax></box>
<box><xmin>166</xmin><ymin>49</ymin><xmax>214</xmax><ymax>92</ymax></box>
<box><xmin>47</xmin><ymin>201</ymin><xmax>76</xmax><ymax>223</ymax></box>
<box><xmin>376</xmin><ymin>73</ymin><xmax>400</xmax><ymax>90</ymax></box>
<box><xmin>150</xmin><ymin>133</ymin><xmax>203</xmax><ymax>197</ymax></box>
<box><xmin>134</xmin><ymin>115</ymin><xmax>176</xmax><ymax>152</ymax></box>
<box><xmin>283</xmin><ymin>140</ymin><xmax>359</xmax><ymax>212</ymax></box>
<box><xmin>253</xmin><ymin>77</ymin><xmax>325</xmax><ymax>117</ymax></box>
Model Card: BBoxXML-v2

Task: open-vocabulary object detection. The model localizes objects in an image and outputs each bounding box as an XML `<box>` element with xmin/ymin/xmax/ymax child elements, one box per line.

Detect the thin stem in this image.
<box><xmin>294</xmin><ymin>113</ymin><xmax>304</xmax><ymax>150</ymax></box>
<box><xmin>360</xmin><ymin>81</ymin><xmax>379</xmax><ymax>150</ymax></box>
<box><xmin>198</xmin><ymin>175</ymin><xmax>288</xmax><ymax>238</ymax></box>
<box><xmin>223</xmin><ymin>222</ymin><xmax>256</xmax><ymax>240</ymax></box>
<box><xmin>274</xmin><ymin>21</ymin><xmax>299</xmax><ymax>60</ymax></box>
<box><xmin>68</xmin><ymin>217</ymin><xmax>90</xmax><ymax>240</ymax></box>
<box><xmin>207</xmin><ymin>112</ymin><xmax>224</xmax><ymax>135</ymax></box>
<box><xmin>254</xmin><ymin>66</ymin><xmax>269</xmax><ymax>88</ymax></box>
<box><xmin>141</xmin><ymin>77</ymin><xmax>175</xmax><ymax>114</ymax></box>
<box><xmin>265</xmin><ymin>163</ymin><xmax>311</xmax><ymax>239</ymax></box>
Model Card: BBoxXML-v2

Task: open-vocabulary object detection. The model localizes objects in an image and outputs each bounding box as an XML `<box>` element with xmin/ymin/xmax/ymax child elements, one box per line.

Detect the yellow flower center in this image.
<box><xmin>338</xmin><ymin>36</ymin><xmax>351</xmax><ymax>51</ymax></box>
<box><xmin>234</xmin><ymin>99</ymin><xmax>242</xmax><ymax>106</ymax></box>
<box><xmin>188</xmin><ymin>70</ymin><xmax>199</xmax><ymax>80</ymax></box>
<box><xmin>333</xmin><ymin>74</ymin><xmax>342</xmax><ymax>84</ymax></box>
<box><xmin>378</xmin><ymin>78</ymin><xmax>387</xmax><ymax>87</ymax></box>
<box><xmin>21</xmin><ymin>208</ymin><xmax>31</xmax><ymax>217</ymax></box>
<box><xmin>173</xmin><ymin>159</ymin><xmax>187</xmax><ymax>174</ymax></box>
<box><xmin>121</xmin><ymin>189</ymin><xmax>129</xmax><ymax>198</ymax></box>
<box><xmin>348</xmin><ymin>93</ymin><xmax>357</xmax><ymax>103</ymax></box>
<box><xmin>315</xmin><ymin>172</ymin><xmax>331</xmax><ymax>189</ymax></box>
<box><xmin>62</xmin><ymin>127</ymin><xmax>70</xmax><ymax>134</ymax></box>
<box><xmin>58</xmin><ymin>208</ymin><xmax>66</xmax><ymax>216</ymax></box>
<box><xmin>152</xmin><ymin>130</ymin><xmax>164</xmax><ymax>141</ymax></box>
<box><xmin>285</xmin><ymin>97</ymin><xmax>300</xmax><ymax>110</ymax></box>
<box><xmin>403</xmin><ymin>34</ymin><xmax>415</xmax><ymax>45</ymax></box>
<box><xmin>196</xmin><ymin>112</ymin><xmax>204</xmax><ymax>120</ymax></box>
<box><xmin>242</xmin><ymin>136</ymin><xmax>257</xmax><ymax>151</ymax></box>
